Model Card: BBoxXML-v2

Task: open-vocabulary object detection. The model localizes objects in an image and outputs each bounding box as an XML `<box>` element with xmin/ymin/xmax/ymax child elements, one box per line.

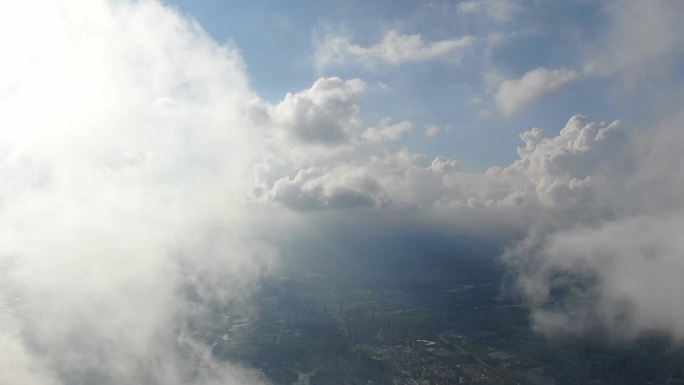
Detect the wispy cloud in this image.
<box><xmin>495</xmin><ymin>67</ymin><xmax>581</xmax><ymax>116</ymax></box>
<box><xmin>363</xmin><ymin>118</ymin><xmax>413</xmax><ymax>146</ymax></box>
<box><xmin>457</xmin><ymin>0</ymin><xmax>519</xmax><ymax>22</ymax></box>
<box><xmin>314</xmin><ymin>29</ymin><xmax>475</xmax><ymax>73</ymax></box>
<box><xmin>424</xmin><ymin>124</ymin><xmax>440</xmax><ymax>138</ymax></box>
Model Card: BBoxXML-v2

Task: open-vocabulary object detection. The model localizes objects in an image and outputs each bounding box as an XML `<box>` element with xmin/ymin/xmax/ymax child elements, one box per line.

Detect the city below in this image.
<box><xmin>207</xmin><ymin>266</ymin><xmax>684</xmax><ymax>385</ymax></box>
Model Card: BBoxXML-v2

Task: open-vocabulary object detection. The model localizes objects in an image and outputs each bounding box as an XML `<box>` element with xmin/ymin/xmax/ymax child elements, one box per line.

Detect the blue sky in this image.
<box><xmin>165</xmin><ymin>0</ymin><xmax>620</xmax><ymax>172</ymax></box>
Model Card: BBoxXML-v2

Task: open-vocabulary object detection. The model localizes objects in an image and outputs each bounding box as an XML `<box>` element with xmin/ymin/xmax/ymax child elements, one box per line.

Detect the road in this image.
<box><xmin>435</xmin><ymin>332</ymin><xmax>522</xmax><ymax>385</ymax></box>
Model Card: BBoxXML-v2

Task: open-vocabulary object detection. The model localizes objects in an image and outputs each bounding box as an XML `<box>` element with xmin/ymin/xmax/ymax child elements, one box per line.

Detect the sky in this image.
<box><xmin>165</xmin><ymin>0</ymin><xmax>627</xmax><ymax>172</ymax></box>
<box><xmin>1</xmin><ymin>0</ymin><xmax>683</xmax><ymax>384</ymax></box>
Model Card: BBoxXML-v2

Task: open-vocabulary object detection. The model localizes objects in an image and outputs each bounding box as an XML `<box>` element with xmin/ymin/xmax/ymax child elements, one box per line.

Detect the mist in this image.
<box><xmin>0</xmin><ymin>1</ymin><xmax>275</xmax><ymax>383</ymax></box>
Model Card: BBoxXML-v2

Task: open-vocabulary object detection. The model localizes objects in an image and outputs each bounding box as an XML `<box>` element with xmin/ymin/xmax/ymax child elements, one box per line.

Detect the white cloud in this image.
<box><xmin>363</xmin><ymin>118</ymin><xmax>413</xmax><ymax>145</ymax></box>
<box><xmin>0</xmin><ymin>1</ymin><xmax>274</xmax><ymax>384</ymax></box>
<box><xmin>584</xmin><ymin>0</ymin><xmax>684</xmax><ymax>84</ymax></box>
<box><xmin>501</xmin><ymin>109</ymin><xmax>684</xmax><ymax>341</ymax></box>
<box><xmin>487</xmin><ymin>0</ymin><xmax>684</xmax><ymax>120</ymax></box>
<box><xmin>503</xmin><ymin>115</ymin><xmax>630</xmax><ymax>208</ymax></box>
<box><xmin>495</xmin><ymin>67</ymin><xmax>581</xmax><ymax>116</ymax></box>
<box><xmin>457</xmin><ymin>0</ymin><xmax>519</xmax><ymax>22</ymax></box>
<box><xmin>273</xmin><ymin>77</ymin><xmax>366</xmax><ymax>145</ymax></box>
<box><xmin>430</xmin><ymin>156</ymin><xmax>459</xmax><ymax>174</ymax></box>
<box><xmin>314</xmin><ymin>29</ymin><xmax>475</xmax><ymax>72</ymax></box>
<box><xmin>507</xmin><ymin>215</ymin><xmax>684</xmax><ymax>341</ymax></box>
<box><xmin>268</xmin><ymin>166</ymin><xmax>387</xmax><ymax>211</ymax></box>
<box><xmin>424</xmin><ymin>125</ymin><xmax>440</xmax><ymax>138</ymax></box>
<box><xmin>496</xmin><ymin>0</ymin><xmax>684</xmax><ymax>342</ymax></box>
<box><xmin>252</xmin><ymin>129</ymin><xmax>465</xmax><ymax>211</ymax></box>
<box><xmin>252</xmin><ymin>110</ymin><xmax>628</xmax><ymax>217</ymax></box>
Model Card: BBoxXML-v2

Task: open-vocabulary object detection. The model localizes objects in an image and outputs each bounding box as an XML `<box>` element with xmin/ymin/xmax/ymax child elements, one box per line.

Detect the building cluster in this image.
<box><xmin>362</xmin><ymin>343</ymin><xmax>458</xmax><ymax>384</ymax></box>
<box><xmin>209</xmin><ymin>278</ymin><xmax>684</xmax><ymax>385</ymax></box>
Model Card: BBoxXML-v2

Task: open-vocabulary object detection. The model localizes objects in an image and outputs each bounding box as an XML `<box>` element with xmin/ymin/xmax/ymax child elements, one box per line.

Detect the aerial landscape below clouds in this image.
<box><xmin>1</xmin><ymin>0</ymin><xmax>683</xmax><ymax>384</ymax></box>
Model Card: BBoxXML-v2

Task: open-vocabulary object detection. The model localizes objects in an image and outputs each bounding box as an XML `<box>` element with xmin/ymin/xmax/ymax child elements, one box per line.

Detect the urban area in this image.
<box><xmin>207</xmin><ymin>264</ymin><xmax>684</xmax><ymax>385</ymax></box>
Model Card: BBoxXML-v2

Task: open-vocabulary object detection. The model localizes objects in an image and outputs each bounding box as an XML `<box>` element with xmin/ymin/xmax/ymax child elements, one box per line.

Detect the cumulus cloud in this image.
<box><xmin>252</xmin><ymin>140</ymin><xmax>463</xmax><ymax>212</ymax></box>
<box><xmin>430</xmin><ymin>156</ymin><xmax>460</xmax><ymax>174</ymax></box>
<box><xmin>0</xmin><ymin>1</ymin><xmax>274</xmax><ymax>384</ymax></box>
<box><xmin>496</xmin><ymin>67</ymin><xmax>581</xmax><ymax>116</ymax></box>
<box><xmin>501</xmin><ymin>107</ymin><xmax>684</xmax><ymax>342</ymax></box>
<box><xmin>363</xmin><ymin>118</ymin><xmax>413</xmax><ymax>146</ymax></box>
<box><xmin>314</xmin><ymin>29</ymin><xmax>475</xmax><ymax>72</ymax></box>
<box><xmin>252</xmin><ymin>111</ymin><xmax>629</xmax><ymax>218</ymax></box>
<box><xmin>272</xmin><ymin>77</ymin><xmax>366</xmax><ymax>145</ymax></box>
<box><xmin>502</xmin><ymin>115</ymin><xmax>631</xmax><ymax>209</ymax></box>
<box><xmin>267</xmin><ymin>166</ymin><xmax>387</xmax><ymax>211</ymax></box>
